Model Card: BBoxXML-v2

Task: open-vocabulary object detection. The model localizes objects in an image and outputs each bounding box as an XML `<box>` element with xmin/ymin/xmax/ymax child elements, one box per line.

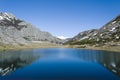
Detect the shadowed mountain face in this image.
<box><xmin>0</xmin><ymin>50</ymin><xmax>40</xmax><ymax>76</ymax></box>
<box><xmin>66</xmin><ymin>15</ymin><xmax>120</xmax><ymax>45</ymax></box>
<box><xmin>0</xmin><ymin>12</ymin><xmax>62</xmax><ymax>45</ymax></box>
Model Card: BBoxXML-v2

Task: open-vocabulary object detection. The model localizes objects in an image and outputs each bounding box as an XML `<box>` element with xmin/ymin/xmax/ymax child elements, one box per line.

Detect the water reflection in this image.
<box><xmin>99</xmin><ymin>51</ymin><xmax>120</xmax><ymax>77</ymax></box>
<box><xmin>0</xmin><ymin>48</ymin><xmax>120</xmax><ymax>79</ymax></box>
<box><xmin>34</xmin><ymin>49</ymin><xmax>120</xmax><ymax>77</ymax></box>
<box><xmin>64</xmin><ymin>49</ymin><xmax>120</xmax><ymax>77</ymax></box>
<box><xmin>0</xmin><ymin>50</ymin><xmax>40</xmax><ymax>76</ymax></box>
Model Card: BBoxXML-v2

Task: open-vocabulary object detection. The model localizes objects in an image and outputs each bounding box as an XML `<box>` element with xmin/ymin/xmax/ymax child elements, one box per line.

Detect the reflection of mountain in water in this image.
<box><xmin>75</xmin><ymin>50</ymin><xmax>120</xmax><ymax>77</ymax></box>
<box><xmin>100</xmin><ymin>52</ymin><xmax>120</xmax><ymax>77</ymax></box>
<box><xmin>0</xmin><ymin>49</ymin><xmax>120</xmax><ymax>78</ymax></box>
<box><xmin>0</xmin><ymin>50</ymin><xmax>40</xmax><ymax>76</ymax></box>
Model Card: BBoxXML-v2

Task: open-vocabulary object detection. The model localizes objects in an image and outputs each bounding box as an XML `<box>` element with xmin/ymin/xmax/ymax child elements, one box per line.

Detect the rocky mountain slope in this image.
<box><xmin>66</xmin><ymin>15</ymin><xmax>120</xmax><ymax>45</ymax></box>
<box><xmin>0</xmin><ymin>12</ymin><xmax>62</xmax><ymax>46</ymax></box>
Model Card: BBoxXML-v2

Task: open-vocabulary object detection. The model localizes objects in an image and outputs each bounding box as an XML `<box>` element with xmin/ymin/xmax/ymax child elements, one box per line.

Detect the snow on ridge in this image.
<box><xmin>112</xmin><ymin>21</ymin><xmax>116</xmax><ymax>24</ymax></box>
<box><xmin>0</xmin><ymin>16</ymin><xmax>3</xmax><ymax>20</ymax></box>
<box><xmin>57</xmin><ymin>36</ymin><xmax>68</xmax><ymax>40</ymax></box>
<box><xmin>110</xmin><ymin>27</ymin><xmax>116</xmax><ymax>32</ymax></box>
<box><xmin>0</xmin><ymin>12</ymin><xmax>16</xmax><ymax>21</ymax></box>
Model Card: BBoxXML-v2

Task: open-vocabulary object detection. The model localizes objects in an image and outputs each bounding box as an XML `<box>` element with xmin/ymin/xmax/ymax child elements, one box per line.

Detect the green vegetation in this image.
<box><xmin>67</xmin><ymin>39</ymin><xmax>99</xmax><ymax>45</ymax></box>
<box><xmin>66</xmin><ymin>37</ymin><xmax>120</xmax><ymax>45</ymax></box>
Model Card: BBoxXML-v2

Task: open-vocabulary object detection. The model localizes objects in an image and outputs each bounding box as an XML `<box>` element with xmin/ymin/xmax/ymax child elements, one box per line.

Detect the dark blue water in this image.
<box><xmin>0</xmin><ymin>48</ymin><xmax>120</xmax><ymax>80</ymax></box>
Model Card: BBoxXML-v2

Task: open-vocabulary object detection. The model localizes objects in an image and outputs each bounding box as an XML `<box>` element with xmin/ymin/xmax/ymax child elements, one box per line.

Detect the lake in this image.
<box><xmin>0</xmin><ymin>48</ymin><xmax>120</xmax><ymax>80</ymax></box>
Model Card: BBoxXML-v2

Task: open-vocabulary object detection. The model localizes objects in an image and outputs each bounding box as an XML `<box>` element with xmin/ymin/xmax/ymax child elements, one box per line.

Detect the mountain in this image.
<box><xmin>0</xmin><ymin>12</ymin><xmax>62</xmax><ymax>46</ymax></box>
<box><xmin>57</xmin><ymin>36</ymin><xmax>68</xmax><ymax>40</ymax></box>
<box><xmin>66</xmin><ymin>15</ymin><xmax>120</xmax><ymax>45</ymax></box>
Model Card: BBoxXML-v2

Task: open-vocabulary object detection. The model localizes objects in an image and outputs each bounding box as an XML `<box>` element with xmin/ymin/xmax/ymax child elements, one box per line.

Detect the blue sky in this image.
<box><xmin>0</xmin><ymin>0</ymin><xmax>120</xmax><ymax>38</ymax></box>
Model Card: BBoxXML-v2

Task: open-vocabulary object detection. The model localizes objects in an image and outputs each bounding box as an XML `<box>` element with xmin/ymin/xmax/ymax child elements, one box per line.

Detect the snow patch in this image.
<box><xmin>0</xmin><ymin>16</ymin><xmax>4</xmax><ymax>20</ymax></box>
<box><xmin>103</xmin><ymin>27</ymin><xmax>106</xmax><ymax>29</ymax></box>
<box><xmin>0</xmin><ymin>16</ymin><xmax>3</xmax><ymax>20</ymax></box>
<box><xmin>93</xmin><ymin>32</ymin><xmax>97</xmax><ymax>36</ymax></box>
<box><xmin>112</xmin><ymin>21</ymin><xmax>116</xmax><ymax>24</ymax></box>
<box><xmin>116</xmin><ymin>36</ymin><xmax>119</xmax><ymax>39</ymax></box>
<box><xmin>80</xmin><ymin>36</ymin><xmax>89</xmax><ymax>40</ymax></box>
<box><xmin>2</xmin><ymin>12</ymin><xmax>16</xmax><ymax>21</ymax></box>
<box><xmin>100</xmin><ymin>34</ymin><xmax>103</xmax><ymax>36</ymax></box>
<box><xmin>110</xmin><ymin>27</ymin><xmax>116</xmax><ymax>32</ymax></box>
<box><xmin>57</xmin><ymin>36</ymin><xmax>68</xmax><ymax>40</ymax></box>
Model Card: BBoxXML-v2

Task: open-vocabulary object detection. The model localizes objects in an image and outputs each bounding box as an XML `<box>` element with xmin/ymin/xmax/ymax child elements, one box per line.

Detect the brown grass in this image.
<box><xmin>63</xmin><ymin>45</ymin><xmax>120</xmax><ymax>52</ymax></box>
<box><xmin>0</xmin><ymin>43</ymin><xmax>62</xmax><ymax>51</ymax></box>
<box><xmin>0</xmin><ymin>43</ymin><xmax>120</xmax><ymax>53</ymax></box>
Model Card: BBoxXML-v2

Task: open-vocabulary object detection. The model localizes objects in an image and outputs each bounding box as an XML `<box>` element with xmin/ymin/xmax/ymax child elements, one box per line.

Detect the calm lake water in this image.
<box><xmin>0</xmin><ymin>48</ymin><xmax>120</xmax><ymax>80</ymax></box>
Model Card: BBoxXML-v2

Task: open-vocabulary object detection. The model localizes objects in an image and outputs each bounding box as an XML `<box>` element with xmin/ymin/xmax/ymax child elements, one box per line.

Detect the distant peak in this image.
<box><xmin>57</xmin><ymin>36</ymin><xmax>68</xmax><ymax>40</ymax></box>
<box><xmin>0</xmin><ymin>12</ymin><xmax>17</xmax><ymax>20</ymax></box>
<box><xmin>0</xmin><ymin>12</ymin><xmax>25</xmax><ymax>30</ymax></box>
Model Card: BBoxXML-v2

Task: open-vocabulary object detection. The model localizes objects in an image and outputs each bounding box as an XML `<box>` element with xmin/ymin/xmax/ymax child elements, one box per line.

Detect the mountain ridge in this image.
<box><xmin>65</xmin><ymin>14</ymin><xmax>120</xmax><ymax>46</ymax></box>
<box><xmin>0</xmin><ymin>12</ymin><xmax>62</xmax><ymax>47</ymax></box>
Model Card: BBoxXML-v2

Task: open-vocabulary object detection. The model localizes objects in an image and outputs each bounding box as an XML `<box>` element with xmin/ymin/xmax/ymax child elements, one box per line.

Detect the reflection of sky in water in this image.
<box><xmin>59</xmin><ymin>52</ymin><xmax>65</xmax><ymax>58</ymax></box>
<box><xmin>0</xmin><ymin>48</ymin><xmax>120</xmax><ymax>80</ymax></box>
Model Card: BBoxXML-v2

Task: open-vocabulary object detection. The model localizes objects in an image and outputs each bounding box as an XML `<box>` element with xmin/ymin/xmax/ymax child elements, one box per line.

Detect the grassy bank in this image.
<box><xmin>0</xmin><ymin>42</ymin><xmax>120</xmax><ymax>53</ymax></box>
<box><xmin>63</xmin><ymin>44</ymin><xmax>120</xmax><ymax>52</ymax></box>
<box><xmin>0</xmin><ymin>43</ymin><xmax>62</xmax><ymax>51</ymax></box>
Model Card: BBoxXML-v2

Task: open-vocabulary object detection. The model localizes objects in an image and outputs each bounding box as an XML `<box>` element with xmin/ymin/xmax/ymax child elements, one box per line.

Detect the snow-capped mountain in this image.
<box><xmin>66</xmin><ymin>15</ymin><xmax>120</xmax><ymax>45</ymax></box>
<box><xmin>0</xmin><ymin>12</ymin><xmax>16</xmax><ymax>20</ymax></box>
<box><xmin>0</xmin><ymin>12</ymin><xmax>62</xmax><ymax>45</ymax></box>
<box><xmin>57</xmin><ymin>36</ymin><xmax>68</xmax><ymax>40</ymax></box>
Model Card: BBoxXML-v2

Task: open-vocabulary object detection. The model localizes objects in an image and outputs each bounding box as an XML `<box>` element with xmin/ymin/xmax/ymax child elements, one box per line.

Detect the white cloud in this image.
<box><xmin>57</xmin><ymin>36</ymin><xmax>68</xmax><ymax>40</ymax></box>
